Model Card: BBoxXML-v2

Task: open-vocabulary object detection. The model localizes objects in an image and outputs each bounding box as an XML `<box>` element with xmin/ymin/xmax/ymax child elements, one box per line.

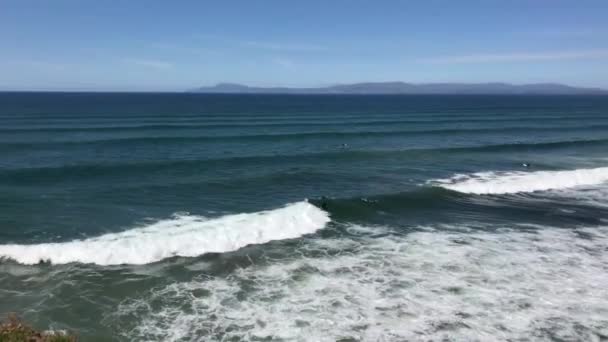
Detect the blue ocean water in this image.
<box><xmin>1</xmin><ymin>93</ymin><xmax>608</xmax><ymax>341</ymax></box>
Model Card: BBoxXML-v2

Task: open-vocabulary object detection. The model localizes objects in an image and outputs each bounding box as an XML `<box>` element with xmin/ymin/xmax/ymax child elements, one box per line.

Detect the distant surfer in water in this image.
<box><xmin>320</xmin><ymin>196</ymin><xmax>329</xmax><ymax>210</ymax></box>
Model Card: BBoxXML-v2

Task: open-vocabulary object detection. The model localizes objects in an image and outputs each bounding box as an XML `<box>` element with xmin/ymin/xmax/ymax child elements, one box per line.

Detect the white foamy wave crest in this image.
<box><xmin>431</xmin><ymin>166</ymin><xmax>608</xmax><ymax>194</ymax></box>
<box><xmin>0</xmin><ymin>201</ymin><xmax>329</xmax><ymax>266</ymax></box>
<box><xmin>113</xmin><ymin>225</ymin><xmax>608</xmax><ymax>341</ymax></box>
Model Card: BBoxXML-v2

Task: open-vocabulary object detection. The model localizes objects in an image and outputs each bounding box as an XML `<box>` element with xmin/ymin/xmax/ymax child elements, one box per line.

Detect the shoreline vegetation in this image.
<box><xmin>0</xmin><ymin>314</ymin><xmax>76</xmax><ymax>342</ymax></box>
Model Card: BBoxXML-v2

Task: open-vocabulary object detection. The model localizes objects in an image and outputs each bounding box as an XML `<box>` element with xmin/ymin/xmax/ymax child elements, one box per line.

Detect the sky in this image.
<box><xmin>1</xmin><ymin>0</ymin><xmax>608</xmax><ymax>91</ymax></box>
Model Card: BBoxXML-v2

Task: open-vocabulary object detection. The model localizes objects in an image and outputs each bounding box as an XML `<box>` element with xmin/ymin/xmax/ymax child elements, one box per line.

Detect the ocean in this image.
<box><xmin>1</xmin><ymin>93</ymin><xmax>608</xmax><ymax>341</ymax></box>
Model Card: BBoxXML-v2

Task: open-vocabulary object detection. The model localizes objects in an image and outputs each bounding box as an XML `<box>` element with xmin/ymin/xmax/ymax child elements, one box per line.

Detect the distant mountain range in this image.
<box><xmin>190</xmin><ymin>82</ymin><xmax>608</xmax><ymax>95</ymax></box>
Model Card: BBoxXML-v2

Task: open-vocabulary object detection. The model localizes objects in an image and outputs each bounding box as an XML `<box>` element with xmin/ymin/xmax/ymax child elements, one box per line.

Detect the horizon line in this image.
<box><xmin>1</xmin><ymin>81</ymin><xmax>608</xmax><ymax>94</ymax></box>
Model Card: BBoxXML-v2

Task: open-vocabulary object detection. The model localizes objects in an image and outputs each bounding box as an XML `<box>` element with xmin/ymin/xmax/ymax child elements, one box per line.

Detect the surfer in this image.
<box><xmin>320</xmin><ymin>196</ymin><xmax>329</xmax><ymax>210</ymax></box>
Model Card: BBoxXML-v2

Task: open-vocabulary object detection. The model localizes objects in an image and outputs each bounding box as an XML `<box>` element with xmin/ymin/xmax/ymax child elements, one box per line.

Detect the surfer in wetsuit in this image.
<box><xmin>320</xmin><ymin>196</ymin><xmax>329</xmax><ymax>210</ymax></box>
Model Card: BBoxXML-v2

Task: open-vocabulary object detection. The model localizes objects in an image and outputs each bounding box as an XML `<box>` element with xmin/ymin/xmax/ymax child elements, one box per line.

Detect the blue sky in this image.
<box><xmin>1</xmin><ymin>0</ymin><xmax>608</xmax><ymax>91</ymax></box>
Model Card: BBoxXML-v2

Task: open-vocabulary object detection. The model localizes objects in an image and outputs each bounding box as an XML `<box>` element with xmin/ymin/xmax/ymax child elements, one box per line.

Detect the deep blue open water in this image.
<box><xmin>1</xmin><ymin>93</ymin><xmax>608</xmax><ymax>341</ymax></box>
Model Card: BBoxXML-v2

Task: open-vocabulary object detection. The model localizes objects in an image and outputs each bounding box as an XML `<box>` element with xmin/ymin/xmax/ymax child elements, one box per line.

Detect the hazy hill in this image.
<box><xmin>191</xmin><ymin>82</ymin><xmax>608</xmax><ymax>95</ymax></box>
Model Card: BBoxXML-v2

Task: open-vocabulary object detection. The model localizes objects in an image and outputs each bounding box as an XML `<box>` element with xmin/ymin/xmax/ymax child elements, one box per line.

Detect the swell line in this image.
<box><xmin>2</xmin><ymin>138</ymin><xmax>607</xmax><ymax>181</ymax></box>
<box><xmin>3</xmin><ymin>114</ymin><xmax>608</xmax><ymax>132</ymax></box>
<box><xmin>3</xmin><ymin>125</ymin><xmax>608</xmax><ymax>147</ymax></box>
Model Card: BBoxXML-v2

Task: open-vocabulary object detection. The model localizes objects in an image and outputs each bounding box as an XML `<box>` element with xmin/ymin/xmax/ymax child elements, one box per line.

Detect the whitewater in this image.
<box><xmin>0</xmin><ymin>201</ymin><xmax>329</xmax><ymax>265</ymax></box>
<box><xmin>112</xmin><ymin>224</ymin><xmax>608</xmax><ymax>341</ymax></box>
<box><xmin>431</xmin><ymin>166</ymin><xmax>608</xmax><ymax>195</ymax></box>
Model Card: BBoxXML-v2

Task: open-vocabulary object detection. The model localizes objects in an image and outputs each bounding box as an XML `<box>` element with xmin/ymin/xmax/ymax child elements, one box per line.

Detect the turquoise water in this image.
<box><xmin>1</xmin><ymin>93</ymin><xmax>608</xmax><ymax>341</ymax></box>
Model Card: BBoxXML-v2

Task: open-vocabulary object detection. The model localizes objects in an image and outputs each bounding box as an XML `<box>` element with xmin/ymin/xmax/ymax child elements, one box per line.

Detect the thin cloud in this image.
<box><xmin>16</xmin><ymin>60</ymin><xmax>68</xmax><ymax>71</ymax></box>
<box><xmin>125</xmin><ymin>58</ymin><xmax>174</xmax><ymax>69</ymax></box>
<box><xmin>243</xmin><ymin>41</ymin><xmax>327</xmax><ymax>52</ymax></box>
<box><xmin>531</xmin><ymin>28</ymin><xmax>606</xmax><ymax>37</ymax></box>
<box><xmin>149</xmin><ymin>42</ymin><xmax>221</xmax><ymax>56</ymax></box>
<box><xmin>423</xmin><ymin>49</ymin><xmax>608</xmax><ymax>64</ymax></box>
<box><xmin>272</xmin><ymin>57</ymin><xmax>295</xmax><ymax>68</ymax></box>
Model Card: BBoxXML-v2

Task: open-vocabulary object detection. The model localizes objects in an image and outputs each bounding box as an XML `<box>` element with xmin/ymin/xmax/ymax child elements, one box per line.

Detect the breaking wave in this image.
<box><xmin>0</xmin><ymin>201</ymin><xmax>329</xmax><ymax>265</ymax></box>
<box><xmin>431</xmin><ymin>167</ymin><xmax>608</xmax><ymax>194</ymax></box>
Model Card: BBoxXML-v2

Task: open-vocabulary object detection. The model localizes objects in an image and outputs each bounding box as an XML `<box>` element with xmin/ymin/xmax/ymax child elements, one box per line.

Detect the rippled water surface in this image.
<box><xmin>1</xmin><ymin>93</ymin><xmax>608</xmax><ymax>341</ymax></box>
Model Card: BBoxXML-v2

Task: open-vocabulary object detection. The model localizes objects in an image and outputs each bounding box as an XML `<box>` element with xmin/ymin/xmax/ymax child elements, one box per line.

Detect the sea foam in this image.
<box><xmin>0</xmin><ymin>201</ymin><xmax>329</xmax><ymax>265</ymax></box>
<box><xmin>431</xmin><ymin>166</ymin><xmax>608</xmax><ymax>194</ymax></box>
<box><xmin>112</xmin><ymin>225</ymin><xmax>608</xmax><ymax>341</ymax></box>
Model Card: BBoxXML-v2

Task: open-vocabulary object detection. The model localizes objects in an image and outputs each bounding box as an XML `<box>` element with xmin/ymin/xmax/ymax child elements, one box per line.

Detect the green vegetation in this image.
<box><xmin>0</xmin><ymin>314</ymin><xmax>76</xmax><ymax>342</ymax></box>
